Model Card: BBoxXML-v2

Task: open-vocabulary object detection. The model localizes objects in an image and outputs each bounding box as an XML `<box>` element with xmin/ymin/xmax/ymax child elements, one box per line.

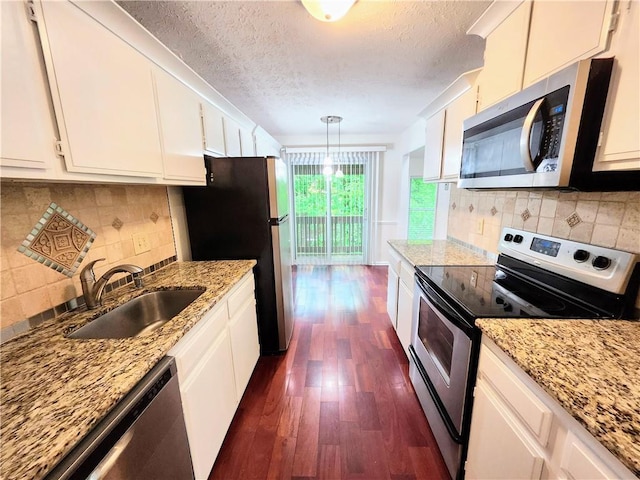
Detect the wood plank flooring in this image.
<box><xmin>209</xmin><ymin>265</ymin><xmax>449</xmax><ymax>480</ymax></box>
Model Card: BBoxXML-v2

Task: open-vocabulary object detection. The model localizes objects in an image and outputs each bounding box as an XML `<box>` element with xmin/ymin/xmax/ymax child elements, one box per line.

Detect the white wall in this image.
<box><xmin>276</xmin><ymin>133</ymin><xmax>404</xmax><ymax>265</ymax></box>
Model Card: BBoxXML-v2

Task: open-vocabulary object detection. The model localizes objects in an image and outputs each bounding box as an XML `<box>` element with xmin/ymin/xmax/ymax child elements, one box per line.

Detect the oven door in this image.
<box><xmin>410</xmin><ymin>278</ymin><xmax>474</xmax><ymax>438</ymax></box>
<box><xmin>409</xmin><ymin>276</ymin><xmax>478</xmax><ymax>479</ymax></box>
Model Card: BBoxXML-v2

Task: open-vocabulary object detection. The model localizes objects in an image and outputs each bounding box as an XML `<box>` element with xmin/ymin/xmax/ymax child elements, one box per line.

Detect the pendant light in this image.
<box><xmin>321</xmin><ymin>115</ymin><xmax>342</xmax><ymax>177</ymax></box>
<box><xmin>301</xmin><ymin>0</ymin><xmax>356</xmax><ymax>22</ymax></box>
<box><xmin>335</xmin><ymin>119</ymin><xmax>344</xmax><ymax>178</ymax></box>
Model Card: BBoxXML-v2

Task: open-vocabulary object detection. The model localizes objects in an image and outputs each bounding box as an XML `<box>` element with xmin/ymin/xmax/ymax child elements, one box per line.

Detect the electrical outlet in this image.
<box><xmin>476</xmin><ymin>219</ymin><xmax>484</xmax><ymax>235</ymax></box>
<box><xmin>470</xmin><ymin>270</ymin><xmax>478</xmax><ymax>288</ymax></box>
<box><xmin>133</xmin><ymin>233</ymin><xmax>150</xmax><ymax>254</ymax></box>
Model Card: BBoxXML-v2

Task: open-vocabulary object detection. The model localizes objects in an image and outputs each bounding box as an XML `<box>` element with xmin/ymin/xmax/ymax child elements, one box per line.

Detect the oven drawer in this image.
<box><xmin>478</xmin><ymin>347</ymin><xmax>554</xmax><ymax>446</ymax></box>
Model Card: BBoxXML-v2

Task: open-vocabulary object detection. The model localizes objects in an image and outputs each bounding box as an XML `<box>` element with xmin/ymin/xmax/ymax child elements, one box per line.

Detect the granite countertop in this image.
<box><xmin>476</xmin><ymin>319</ymin><xmax>640</xmax><ymax>476</ymax></box>
<box><xmin>387</xmin><ymin>239</ymin><xmax>495</xmax><ymax>267</ymax></box>
<box><xmin>0</xmin><ymin>260</ymin><xmax>256</xmax><ymax>480</ymax></box>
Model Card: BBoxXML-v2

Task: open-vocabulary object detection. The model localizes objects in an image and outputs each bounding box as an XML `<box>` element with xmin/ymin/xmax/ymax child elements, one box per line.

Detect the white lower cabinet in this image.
<box><xmin>168</xmin><ymin>272</ymin><xmax>259</xmax><ymax>479</ymax></box>
<box><xmin>227</xmin><ymin>274</ymin><xmax>260</xmax><ymax>402</ymax></box>
<box><xmin>396</xmin><ymin>278</ymin><xmax>413</xmax><ymax>356</ymax></box>
<box><xmin>386</xmin><ymin>246</ymin><xmax>414</xmax><ymax>356</ymax></box>
<box><xmin>467</xmin><ymin>338</ymin><xmax>636</xmax><ymax>480</ymax></box>
<box><xmin>467</xmin><ymin>380</ymin><xmax>545</xmax><ymax>480</ymax></box>
<box><xmin>180</xmin><ymin>328</ymin><xmax>237</xmax><ymax>480</ymax></box>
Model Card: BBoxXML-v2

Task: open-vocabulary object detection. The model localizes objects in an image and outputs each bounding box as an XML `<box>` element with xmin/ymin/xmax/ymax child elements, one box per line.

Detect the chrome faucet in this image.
<box><xmin>80</xmin><ymin>258</ymin><xmax>144</xmax><ymax>309</ymax></box>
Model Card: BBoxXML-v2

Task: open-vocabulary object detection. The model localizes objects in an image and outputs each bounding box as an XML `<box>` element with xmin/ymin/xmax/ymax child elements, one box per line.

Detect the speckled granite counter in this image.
<box><xmin>476</xmin><ymin>319</ymin><xmax>640</xmax><ymax>476</ymax></box>
<box><xmin>387</xmin><ymin>239</ymin><xmax>495</xmax><ymax>267</ymax></box>
<box><xmin>0</xmin><ymin>260</ymin><xmax>256</xmax><ymax>480</ymax></box>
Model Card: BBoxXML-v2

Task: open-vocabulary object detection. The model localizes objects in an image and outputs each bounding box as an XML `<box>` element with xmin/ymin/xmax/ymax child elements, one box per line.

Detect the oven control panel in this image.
<box><xmin>498</xmin><ymin>227</ymin><xmax>638</xmax><ymax>294</ymax></box>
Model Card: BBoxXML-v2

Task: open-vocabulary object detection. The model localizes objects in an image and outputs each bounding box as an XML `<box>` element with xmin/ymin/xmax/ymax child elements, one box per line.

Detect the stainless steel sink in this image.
<box><xmin>68</xmin><ymin>289</ymin><xmax>205</xmax><ymax>339</ymax></box>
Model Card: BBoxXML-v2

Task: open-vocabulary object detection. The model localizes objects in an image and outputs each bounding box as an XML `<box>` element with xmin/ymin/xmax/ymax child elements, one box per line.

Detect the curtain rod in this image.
<box><xmin>284</xmin><ymin>146</ymin><xmax>387</xmax><ymax>153</ymax></box>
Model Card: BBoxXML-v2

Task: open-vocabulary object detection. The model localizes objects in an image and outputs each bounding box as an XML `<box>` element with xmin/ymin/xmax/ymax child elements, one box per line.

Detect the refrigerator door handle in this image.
<box><xmin>269</xmin><ymin>214</ymin><xmax>289</xmax><ymax>226</ymax></box>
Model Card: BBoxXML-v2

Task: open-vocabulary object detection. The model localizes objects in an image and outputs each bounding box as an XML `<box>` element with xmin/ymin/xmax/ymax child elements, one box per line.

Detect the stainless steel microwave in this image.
<box><xmin>458</xmin><ymin>58</ymin><xmax>621</xmax><ymax>190</ymax></box>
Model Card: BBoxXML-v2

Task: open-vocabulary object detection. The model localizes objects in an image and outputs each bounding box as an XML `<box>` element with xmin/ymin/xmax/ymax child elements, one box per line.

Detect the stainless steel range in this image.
<box><xmin>408</xmin><ymin>228</ymin><xmax>639</xmax><ymax>480</ymax></box>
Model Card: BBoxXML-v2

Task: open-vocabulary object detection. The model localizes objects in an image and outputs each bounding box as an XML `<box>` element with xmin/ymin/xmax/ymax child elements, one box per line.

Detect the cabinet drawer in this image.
<box><xmin>399</xmin><ymin>261</ymin><xmax>415</xmax><ymax>287</ymax></box>
<box><xmin>227</xmin><ymin>272</ymin><xmax>255</xmax><ymax>319</ymax></box>
<box><xmin>478</xmin><ymin>347</ymin><xmax>554</xmax><ymax>446</ymax></box>
<box><xmin>388</xmin><ymin>248</ymin><xmax>402</xmax><ymax>275</ymax></box>
<box><xmin>561</xmin><ymin>433</ymin><xmax>619</xmax><ymax>480</ymax></box>
<box><xmin>168</xmin><ymin>303</ymin><xmax>228</xmax><ymax>379</ymax></box>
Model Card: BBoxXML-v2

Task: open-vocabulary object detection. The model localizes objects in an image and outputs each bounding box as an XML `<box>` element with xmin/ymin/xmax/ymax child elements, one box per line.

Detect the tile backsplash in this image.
<box><xmin>448</xmin><ymin>186</ymin><xmax>640</xmax><ymax>254</ymax></box>
<box><xmin>447</xmin><ymin>185</ymin><xmax>640</xmax><ymax>309</ymax></box>
<box><xmin>0</xmin><ymin>182</ymin><xmax>177</xmax><ymax>330</ymax></box>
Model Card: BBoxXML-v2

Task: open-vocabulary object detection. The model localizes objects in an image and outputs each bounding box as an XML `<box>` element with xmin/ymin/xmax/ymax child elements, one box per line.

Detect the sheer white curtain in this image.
<box><xmin>286</xmin><ymin>148</ymin><xmax>383</xmax><ymax>265</ymax></box>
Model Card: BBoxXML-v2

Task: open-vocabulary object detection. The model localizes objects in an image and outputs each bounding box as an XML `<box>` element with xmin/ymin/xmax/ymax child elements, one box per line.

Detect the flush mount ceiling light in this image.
<box><xmin>321</xmin><ymin>115</ymin><xmax>344</xmax><ymax>177</ymax></box>
<box><xmin>301</xmin><ymin>0</ymin><xmax>356</xmax><ymax>22</ymax></box>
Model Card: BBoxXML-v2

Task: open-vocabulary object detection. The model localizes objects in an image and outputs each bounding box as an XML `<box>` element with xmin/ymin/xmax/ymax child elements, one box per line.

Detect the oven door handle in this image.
<box><xmin>415</xmin><ymin>275</ymin><xmax>476</xmax><ymax>337</ymax></box>
<box><xmin>408</xmin><ymin>345</ymin><xmax>463</xmax><ymax>444</ymax></box>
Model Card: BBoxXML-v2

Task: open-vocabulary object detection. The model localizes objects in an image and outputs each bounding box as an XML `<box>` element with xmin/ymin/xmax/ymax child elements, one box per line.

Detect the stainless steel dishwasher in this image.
<box><xmin>45</xmin><ymin>357</ymin><xmax>194</xmax><ymax>480</ymax></box>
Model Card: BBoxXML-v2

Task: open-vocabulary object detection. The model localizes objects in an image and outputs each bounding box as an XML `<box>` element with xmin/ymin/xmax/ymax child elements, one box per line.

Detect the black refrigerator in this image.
<box><xmin>182</xmin><ymin>156</ymin><xmax>294</xmax><ymax>354</ymax></box>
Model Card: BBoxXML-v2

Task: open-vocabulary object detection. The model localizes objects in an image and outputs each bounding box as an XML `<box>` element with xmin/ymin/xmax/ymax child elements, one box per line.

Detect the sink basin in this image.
<box><xmin>68</xmin><ymin>289</ymin><xmax>205</xmax><ymax>339</ymax></box>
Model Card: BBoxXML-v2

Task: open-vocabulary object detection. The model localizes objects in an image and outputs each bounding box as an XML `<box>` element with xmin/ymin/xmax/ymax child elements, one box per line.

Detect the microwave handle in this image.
<box><xmin>519</xmin><ymin>98</ymin><xmax>546</xmax><ymax>172</ymax></box>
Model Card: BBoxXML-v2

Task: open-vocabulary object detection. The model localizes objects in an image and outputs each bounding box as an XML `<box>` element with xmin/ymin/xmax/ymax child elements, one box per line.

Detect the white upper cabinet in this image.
<box><xmin>441</xmin><ymin>87</ymin><xmax>478</xmax><ymax>179</ymax></box>
<box><xmin>593</xmin><ymin>0</ymin><xmax>640</xmax><ymax>172</ymax></box>
<box><xmin>35</xmin><ymin>0</ymin><xmax>164</xmax><ymax>178</ymax></box>
<box><xmin>224</xmin><ymin>117</ymin><xmax>243</xmax><ymax>157</ymax></box>
<box><xmin>421</xmin><ymin>69</ymin><xmax>479</xmax><ymax>181</ymax></box>
<box><xmin>475</xmin><ymin>1</ymin><xmax>531</xmax><ymax>111</ymax></box>
<box><xmin>471</xmin><ymin>0</ymin><xmax>616</xmax><ymax>111</ymax></box>
<box><xmin>202</xmin><ymin>101</ymin><xmax>226</xmax><ymax>157</ymax></box>
<box><xmin>422</xmin><ymin>110</ymin><xmax>446</xmax><ymax>181</ymax></box>
<box><xmin>1</xmin><ymin>1</ymin><xmax>58</xmax><ymax>178</ymax></box>
<box><xmin>239</xmin><ymin>127</ymin><xmax>255</xmax><ymax>157</ymax></box>
<box><xmin>523</xmin><ymin>0</ymin><xmax>616</xmax><ymax>87</ymax></box>
<box><xmin>153</xmin><ymin>67</ymin><xmax>206</xmax><ymax>185</ymax></box>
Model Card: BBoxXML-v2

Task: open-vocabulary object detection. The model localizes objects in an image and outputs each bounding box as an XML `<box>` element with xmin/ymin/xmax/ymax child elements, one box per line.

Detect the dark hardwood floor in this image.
<box><xmin>209</xmin><ymin>265</ymin><xmax>449</xmax><ymax>480</ymax></box>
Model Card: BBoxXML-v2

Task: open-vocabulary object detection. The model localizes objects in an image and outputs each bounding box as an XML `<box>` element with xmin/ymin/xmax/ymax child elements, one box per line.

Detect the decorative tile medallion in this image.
<box><xmin>149</xmin><ymin>212</ymin><xmax>159</xmax><ymax>224</ymax></box>
<box><xmin>18</xmin><ymin>203</ymin><xmax>96</xmax><ymax>277</ymax></box>
<box><xmin>521</xmin><ymin>209</ymin><xmax>531</xmax><ymax>222</ymax></box>
<box><xmin>452</xmin><ymin>202</ymin><xmax>457</xmax><ymax>210</ymax></box>
<box><xmin>468</xmin><ymin>204</ymin><xmax>474</xmax><ymax>213</ymax></box>
<box><xmin>566</xmin><ymin>212</ymin><xmax>582</xmax><ymax>228</ymax></box>
<box><xmin>112</xmin><ymin>217</ymin><xmax>124</xmax><ymax>231</ymax></box>
<box><xmin>490</xmin><ymin>206</ymin><xmax>498</xmax><ymax>216</ymax></box>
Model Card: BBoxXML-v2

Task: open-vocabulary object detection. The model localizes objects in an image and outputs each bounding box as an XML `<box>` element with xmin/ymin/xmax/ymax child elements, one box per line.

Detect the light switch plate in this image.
<box><xmin>132</xmin><ymin>233</ymin><xmax>150</xmax><ymax>254</ymax></box>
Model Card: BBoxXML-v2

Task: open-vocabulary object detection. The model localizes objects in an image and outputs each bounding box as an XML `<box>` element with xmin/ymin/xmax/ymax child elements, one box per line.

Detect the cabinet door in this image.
<box><xmin>396</xmin><ymin>279</ymin><xmax>413</xmax><ymax>356</ymax></box>
<box><xmin>180</xmin><ymin>329</ymin><xmax>237</xmax><ymax>480</ymax></box>
<box><xmin>154</xmin><ymin>68</ymin><xmax>206</xmax><ymax>184</ymax></box>
<box><xmin>523</xmin><ymin>1</ymin><xmax>615</xmax><ymax>87</ymax></box>
<box><xmin>477</xmin><ymin>1</ymin><xmax>531</xmax><ymax>111</ymax></box>
<box><xmin>467</xmin><ymin>380</ymin><xmax>545</xmax><ymax>480</ymax></box>
<box><xmin>202</xmin><ymin>101</ymin><xmax>226</xmax><ymax>156</ymax></box>
<box><xmin>36</xmin><ymin>1</ymin><xmax>163</xmax><ymax>178</ymax></box>
<box><xmin>386</xmin><ymin>266</ymin><xmax>400</xmax><ymax>329</ymax></box>
<box><xmin>1</xmin><ymin>0</ymin><xmax>58</xmax><ymax>177</ymax></box>
<box><xmin>224</xmin><ymin>117</ymin><xmax>242</xmax><ymax>157</ymax></box>
<box><xmin>593</xmin><ymin>1</ymin><xmax>640</xmax><ymax>172</ymax></box>
<box><xmin>422</xmin><ymin>109</ymin><xmax>446</xmax><ymax>181</ymax></box>
<box><xmin>229</xmin><ymin>297</ymin><xmax>260</xmax><ymax>401</ymax></box>
<box><xmin>239</xmin><ymin>127</ymin><xmax>255</xmax><ymax>157</ymax></box>
<box><xmin>441</xmin><ymin>88</ymin><xmax>477</xmax><ymax>179</ymax></box>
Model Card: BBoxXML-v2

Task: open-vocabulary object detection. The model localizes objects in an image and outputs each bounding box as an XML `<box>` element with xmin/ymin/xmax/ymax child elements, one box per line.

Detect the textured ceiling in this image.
<box><xmin>117</xmin><ymin>1</ymin><xmax>490</xmax><ymax>137</ymax></box>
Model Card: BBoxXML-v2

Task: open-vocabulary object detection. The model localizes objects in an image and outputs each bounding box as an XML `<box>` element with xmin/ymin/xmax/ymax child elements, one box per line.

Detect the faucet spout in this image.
<box><xmin>80</xmin><ymin>259</ymin><xmax>144</xmax><ymax>309</ymax></box>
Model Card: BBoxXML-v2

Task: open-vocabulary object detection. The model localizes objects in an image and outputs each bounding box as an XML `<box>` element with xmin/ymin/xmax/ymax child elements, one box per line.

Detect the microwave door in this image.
<box><xmin>519</xmin><ymin>98</ymin><xmax>547</xmax><ymax>172</ymax></box>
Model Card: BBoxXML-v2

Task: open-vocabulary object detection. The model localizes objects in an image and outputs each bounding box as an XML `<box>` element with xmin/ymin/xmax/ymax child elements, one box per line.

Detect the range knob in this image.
<box><xmin>504</xmin><ymin>233</ymin><xmax>514</xmax><ymax>242</ymax></box>
<box><xmin>592</xmin><ymin>256</ymin><xmax>612</xmax><ymax>270</ymax></box>
<box><xmin>573</xmin><ymin>249</ymin><xmax>590</xmax><ymax>263</ymax></box>
<box><xmin>513</xmin><ymin>234</ymin><xmax>524</xmax><ymax>244</ymax></box>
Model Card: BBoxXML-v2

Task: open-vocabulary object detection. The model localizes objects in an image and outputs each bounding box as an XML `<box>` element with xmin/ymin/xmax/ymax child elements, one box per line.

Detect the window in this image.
<box><xmin>408</xmin><ymin>178</ymin><xmax>437</xmax><ymax>240</ymax></box>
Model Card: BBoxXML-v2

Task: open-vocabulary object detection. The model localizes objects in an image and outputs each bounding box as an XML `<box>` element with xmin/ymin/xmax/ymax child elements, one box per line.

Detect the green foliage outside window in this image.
<box><xmin>408</xmin><ymin>178</ymin><xmax>437</xmax><ymax>240</ymax></box>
